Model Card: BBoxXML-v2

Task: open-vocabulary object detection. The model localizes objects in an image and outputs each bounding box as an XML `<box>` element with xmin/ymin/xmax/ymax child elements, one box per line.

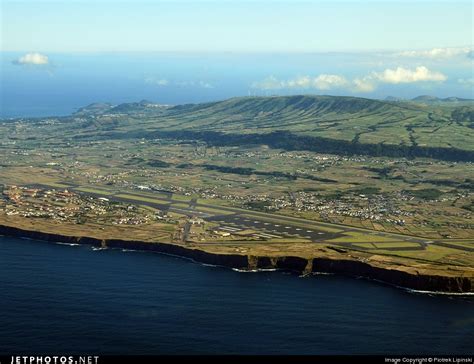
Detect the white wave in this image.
<box><xmin>91</xmin><ymin>247</ymin><xmax>107</xmax><ymax>251</ymax></box>
<box><xmin>55</xmin><ymin>242</ymin><xmax>80</xmax><ymax>246</ymax></box>
<box><xmin>151</xmin><ymin>251</ymin><xmax>235</xmax><ymax>270</ymax></box>
<box><xmin>200</xmin><ymin>263</ymin><xmax>220</xmax><ymax>268</ymax></box>
<box><xmin>403</xmin><ymin>287</ymin><xmax>474</xmax><ymax>296</ymax></box>
<box><xmin>232</xmin><ymin>268</ymin><xmax>278</xmax><ymax>273</ymax></box>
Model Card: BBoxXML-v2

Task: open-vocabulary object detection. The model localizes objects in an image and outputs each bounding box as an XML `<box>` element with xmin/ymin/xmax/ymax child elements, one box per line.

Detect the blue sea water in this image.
<box><xmin>0</xmin><ymin>236</ymin><xmax>473</xmax><ymax>355</ymax></box>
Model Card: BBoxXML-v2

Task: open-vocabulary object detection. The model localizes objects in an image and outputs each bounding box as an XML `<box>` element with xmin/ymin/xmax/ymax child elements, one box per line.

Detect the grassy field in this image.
<box><xmin>327</xmin><ymin>232</ymin><xmax>400</xmax><ymax>243</ymax></box>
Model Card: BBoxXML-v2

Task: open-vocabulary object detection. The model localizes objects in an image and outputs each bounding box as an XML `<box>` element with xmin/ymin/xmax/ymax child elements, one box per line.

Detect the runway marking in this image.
<box><xmin>256</xmin><ymin>232</ymin><xmax>280</xmax><ymax>238</ymax></box>
<box><xmin>220</xmin><ymin>226</ymin><xmax>241</xmax><ymax>232</ymax></box>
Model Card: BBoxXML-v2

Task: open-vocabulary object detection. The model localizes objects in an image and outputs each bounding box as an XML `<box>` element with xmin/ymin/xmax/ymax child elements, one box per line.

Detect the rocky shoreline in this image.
<box><xmin>0</xmin><ymin>224</ymin><xmax>472</xmax><ymax>294</ymax></box>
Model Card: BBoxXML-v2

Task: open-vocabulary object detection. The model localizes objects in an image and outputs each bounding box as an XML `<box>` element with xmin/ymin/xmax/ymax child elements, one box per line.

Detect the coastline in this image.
<box><xmin>0</xmin><ymin>223</ymin><xmax>472</xmax><ymax>294</ymax></box>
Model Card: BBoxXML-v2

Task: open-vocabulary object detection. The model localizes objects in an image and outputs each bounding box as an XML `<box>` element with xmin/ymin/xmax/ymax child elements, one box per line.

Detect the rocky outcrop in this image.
<box><xmin>0</xmin><ymin>224</ymin><xmax>472</xmax><ymax>293</ymax></box>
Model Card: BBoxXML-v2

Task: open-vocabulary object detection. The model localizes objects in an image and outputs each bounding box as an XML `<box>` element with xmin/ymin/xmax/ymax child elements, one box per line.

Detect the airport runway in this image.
<box><xmin>207</xmin><ymin>213</ymin><xmax>342</xmax><ymax>242</ymax></box>
<box><xmin>26</xmin><ymin>183</ymin><xmax>472</xmax><ymax>252</ymax></box>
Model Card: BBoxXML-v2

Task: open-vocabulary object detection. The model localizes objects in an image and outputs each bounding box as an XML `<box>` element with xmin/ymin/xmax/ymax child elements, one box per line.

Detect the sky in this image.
<box><xmin>2</xmin><ymin>0</ymin><xmax>472</xmax><ymax>52</ymax></box>
<box><xmin>0</xmin><ymin>1</ymin><xmax>473</xmax><ymax>117</ymax></box>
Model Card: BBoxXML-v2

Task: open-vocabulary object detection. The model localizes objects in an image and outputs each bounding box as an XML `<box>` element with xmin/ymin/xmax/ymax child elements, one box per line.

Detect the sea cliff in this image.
<box><xmin>0</xmin><ymin>224</ymin><xmax>472</xmax><ymax>294</ymax></box>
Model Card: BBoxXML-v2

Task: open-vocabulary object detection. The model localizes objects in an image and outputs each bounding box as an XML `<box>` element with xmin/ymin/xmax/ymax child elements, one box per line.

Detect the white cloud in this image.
<box><xmin>13</xmin><ymin>52</ymin><xmax>49</xmax><ymax>65</ymax></box>
<box><xmin>352</xmin><ymin>66</ymin><xmax>447</xmax><ymax>92</ymax></box>
<box><xmin>252</xmin><ymin>74</ymin><xmax>349</xmax><ymax>91</ymax></box>
<box><xmin>313</xmin><ymin>74</ymin><xmax>348</xmax><ymax>90</ymax></box>
<box><xmin>395</xmin><ymin>47</ymin><xmax>473</xmax><ymax>59</ymax></box>
<box><xmin>252</xmin><ymin>66</ymin><xmax>447</xmax><ymax>94</ymax></box>
<box><xmin>286</xmin><ymin>76</ymin><xmax>312</xmax><ymax>89</ymax></box>
<box><xmin>372</xmin><ymin>66</ymin><xmax>447</xmax><ymax>84</ymax></box>
<box><xmin>155</xmin><ymin>79</ymin><xmax>169</xmax><ymax>86</ymax></box>
<box><xmin>251</xmin><ymin>76</ymin><xmax>285</xmax><ymax>90</ymax></box>
<box><xmin>352</xmin><ymin>77</ymin><xmax>377</xmax><ymax>92</ymax></box>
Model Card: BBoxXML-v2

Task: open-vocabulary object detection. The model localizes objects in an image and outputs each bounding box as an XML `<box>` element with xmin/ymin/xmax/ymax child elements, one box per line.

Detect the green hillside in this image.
<box><xmin>87</xmin><ymin>95</ymin><xmax>471</xmax><ymax>150</ymax></box>
<box><xmin>155</xmin><ymin>95</ymin><xmax>468</xmax><ymax>148</ymax></box>
<box><xmin>11</xmin><ymin>95</ymin><xmax>474</xmax><ymax>161</ymax></box>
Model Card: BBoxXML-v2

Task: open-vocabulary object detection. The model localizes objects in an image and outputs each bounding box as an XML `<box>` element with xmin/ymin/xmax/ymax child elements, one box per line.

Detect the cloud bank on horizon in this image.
<box><xmin>250</xmin><ymin>46</ymin><xmax>472</xmax><ymax>94</ymax></box>
<box><xmin>8</xmin><ymin>45</ymin><xmax>473</xmax><ymax>99</ymax></box>
<box><xmin>252</xmin><ymin>66</ymin><xmax>449</xmax><ymax>93</ymax></box>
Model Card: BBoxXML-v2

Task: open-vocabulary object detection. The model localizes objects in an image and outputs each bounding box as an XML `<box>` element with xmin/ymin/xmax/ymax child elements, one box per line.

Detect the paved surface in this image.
<box><xmin>206</xmin><ymin>213</ymin><xmax>342</xmax><ymax>242</ymax></box>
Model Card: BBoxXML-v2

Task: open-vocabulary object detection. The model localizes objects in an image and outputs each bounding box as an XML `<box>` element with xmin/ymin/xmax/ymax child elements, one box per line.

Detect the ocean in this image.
<box><xmin>0</xmin><ymin>235</ymin><xmax>473</xmax><ymax>355</ymax></box>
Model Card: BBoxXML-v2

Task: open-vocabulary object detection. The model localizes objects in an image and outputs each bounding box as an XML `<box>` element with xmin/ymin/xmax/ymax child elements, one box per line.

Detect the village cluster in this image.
<box><xmin>1</xmin><ymin>186</ymin><xmax>154</xmax><ymax>226</ymax></box>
